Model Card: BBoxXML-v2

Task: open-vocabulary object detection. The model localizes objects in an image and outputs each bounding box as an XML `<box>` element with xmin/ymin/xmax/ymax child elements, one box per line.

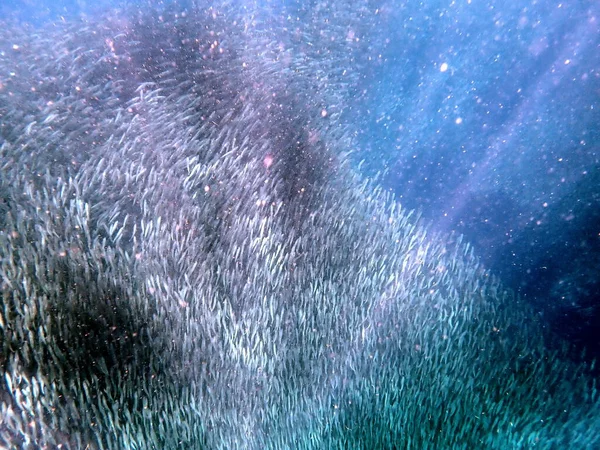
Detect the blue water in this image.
<box><xmin>350</xmin><ymin>1</ymin><xmax>600</xmax><ymax>361</ymax></box>
<box><xmin>346</xmin><ymin>0</ymin><xmax>600</xmax><ymax>361</ymax></box>
<box><xmin>0</xmin><ymin>0</ymin><xmax>133</xmax><ymax>25</ymax></box>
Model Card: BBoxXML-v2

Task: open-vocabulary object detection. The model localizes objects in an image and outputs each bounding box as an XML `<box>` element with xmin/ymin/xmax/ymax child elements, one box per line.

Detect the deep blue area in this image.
<box><xmin>342</xmin><ymin>0</ymin><xmax>600</xmax><ymax>362</ymax></box>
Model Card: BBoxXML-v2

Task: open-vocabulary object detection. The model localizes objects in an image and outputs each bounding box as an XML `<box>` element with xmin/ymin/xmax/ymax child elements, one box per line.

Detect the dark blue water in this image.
<box><xmin>345</xmin><ymin>0</ymin><xmax>600</xmax><ymax>362</ymax></box>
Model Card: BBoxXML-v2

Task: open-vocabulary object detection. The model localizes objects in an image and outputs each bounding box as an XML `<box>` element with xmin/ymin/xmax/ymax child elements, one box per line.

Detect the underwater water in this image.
<box><xmin>0</xmin><ymin>0</ymin><xmax>599</xmax><ymax>448</ymax></box>
<box><xmin>345</xmin><ymin>0</ymin><xmax>600</xmax><ymax>364</ymax></box>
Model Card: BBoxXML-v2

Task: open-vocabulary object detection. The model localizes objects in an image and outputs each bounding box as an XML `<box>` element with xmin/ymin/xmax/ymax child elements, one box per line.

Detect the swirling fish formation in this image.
<box><xmin>0</xmin><ymin>2</ymin><xmax>598</xmax><ymax>449</ymax></box>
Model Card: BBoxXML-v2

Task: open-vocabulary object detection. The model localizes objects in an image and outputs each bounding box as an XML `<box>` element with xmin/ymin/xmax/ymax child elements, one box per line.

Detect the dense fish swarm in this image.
<box><xmin>1</xmin><ymin>3</ymin><xmax>599</xmax><ymax>449</ymax></box>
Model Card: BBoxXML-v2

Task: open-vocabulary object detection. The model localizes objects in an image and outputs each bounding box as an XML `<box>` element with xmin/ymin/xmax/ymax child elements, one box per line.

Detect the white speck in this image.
<box><xmin>204</xmin><ymin>185</ymin><xmax>210</xmax><ymax>192</ymax></box>
<box><xmin>440</xmin><ymin>62</ymin><xmax>449</xmax><ymax>72</ymax></box>
<box><xmin>455</xmin><ymin>117</ymin><xmax>463</xmax><ymax>125</ymax></box>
